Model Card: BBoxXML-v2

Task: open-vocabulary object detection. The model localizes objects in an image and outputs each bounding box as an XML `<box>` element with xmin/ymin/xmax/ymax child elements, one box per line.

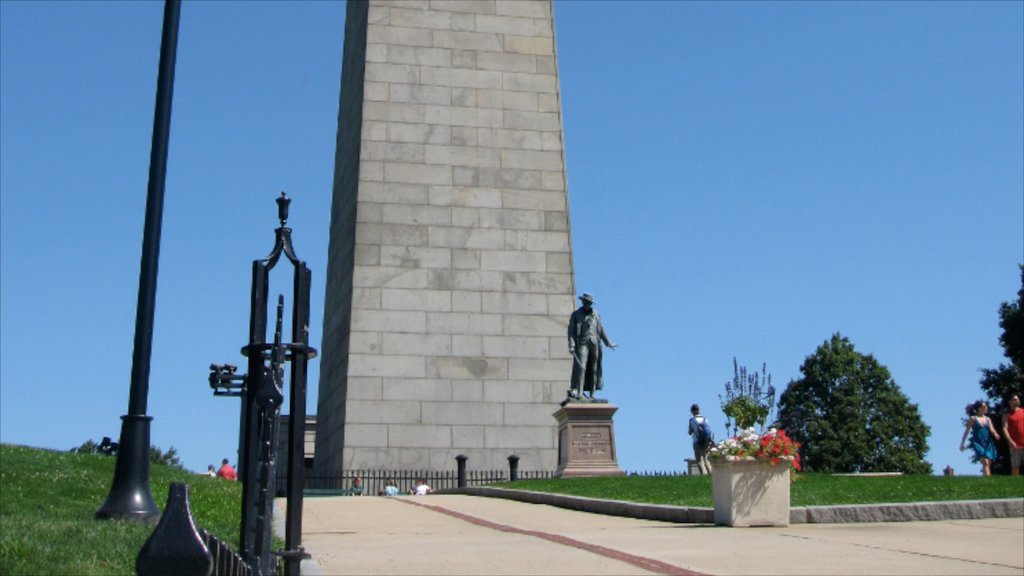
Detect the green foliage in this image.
<box><xmin>978</xmin><ymin>264</ymin><xmax>1024</xmax><ymax>412</ymax></box>
<box><xmin>776</xmin><ymin>334</ymin><xmax>932</xmax><ymax>474</ymax></box>
<box><xmin>149</xmin><ymin>445</ymin><xmax>184</xmax><ymax>470</ymax></box>
<box><xmin>506</xmin><ymin>473</ymin><xmax>1023</xmax><ymax>507</ymax></box>
<box><xmin>998</xmin><ymin>264</ymin><xmax>1024</xmax><ymax>369</ymax></box>
<box><xmin>70</xmin><ymin>439</ymin><xmax>185</xmax><ymax>470</ymax></box>
<box><xmin>722</xmin><ymin>396</ymin><xmax>768</xmax><ymax>433</ymax></box>
<box><xmin>72</xmin><ymin>439</ymin><xmax>101</xmax><ymax>454</ymax></box>
<box><xmin>1</xmin><ymin>444</ymin><xmax>241</xmax><ymax>576</ymax></box>
<box><xmin>719</xmin><ymin>359</ymin><xmax>776</xmax><ymax>435</ymax></box>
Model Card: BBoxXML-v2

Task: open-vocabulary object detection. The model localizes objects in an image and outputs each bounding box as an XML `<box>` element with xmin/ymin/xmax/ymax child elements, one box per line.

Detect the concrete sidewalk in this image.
<box><xmin>295</xmin><ymin>495</ymin><xmax>1024</xmax><ymax>575</ymax></box>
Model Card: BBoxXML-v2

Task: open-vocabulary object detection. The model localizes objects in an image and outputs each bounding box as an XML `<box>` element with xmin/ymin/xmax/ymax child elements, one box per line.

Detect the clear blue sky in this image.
<box><xmin>2</xmin><ymin>1</ymin><xmax>1021</xmax><ymax>477</ymax></box>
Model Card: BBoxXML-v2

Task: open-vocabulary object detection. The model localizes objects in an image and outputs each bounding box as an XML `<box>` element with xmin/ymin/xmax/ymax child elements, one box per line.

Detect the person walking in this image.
<box><xmin>688</xmin><ymin>404</ymin><xmax>713</xmax><ymax>475</ymax></box>
<box><xmin>960</xmin><ymin>401</ymin><xmax>1001</xmax><ymax>476</ymax></box>
<box><xmin>1001</xmin><ymin>394</ymin><xmax>1024</xmax><ymax>476</ymax></box>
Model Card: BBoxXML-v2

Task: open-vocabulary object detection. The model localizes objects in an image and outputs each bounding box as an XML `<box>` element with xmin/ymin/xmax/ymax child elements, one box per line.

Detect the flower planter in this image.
<box><xmin>711</xmin><ymin>457</ymin><xmax>791</xmax><ymax>527</ymax></box>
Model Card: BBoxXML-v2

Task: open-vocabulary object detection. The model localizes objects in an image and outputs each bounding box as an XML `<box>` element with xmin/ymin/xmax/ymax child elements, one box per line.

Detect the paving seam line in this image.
<box><xmin>778</xmin><ymin>532</ymin><xmax>1024</xmax><ymax>571</ymax></box>
<box><xmin>396</xmin><ymin>497</ymin><xmax>705</xmax><ymax>576</ymax></box>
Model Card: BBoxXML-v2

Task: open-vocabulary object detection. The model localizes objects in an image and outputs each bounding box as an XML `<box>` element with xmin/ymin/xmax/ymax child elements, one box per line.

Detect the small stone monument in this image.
<box><xmin>555</xmin><ymin>293</ymin><xmax>624</xmax><ymax>477</ymax></box>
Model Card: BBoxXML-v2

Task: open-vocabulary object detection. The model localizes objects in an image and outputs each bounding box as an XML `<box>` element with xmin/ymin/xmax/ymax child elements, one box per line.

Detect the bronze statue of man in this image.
<box><xmin>567</xmin><ymin>293</ymin><xmax>616</xmax><ymax>399</ymax></box>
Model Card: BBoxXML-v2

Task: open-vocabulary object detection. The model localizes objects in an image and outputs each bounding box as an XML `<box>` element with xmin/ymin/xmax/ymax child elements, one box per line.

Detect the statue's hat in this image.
<box><xmin>579</xmin><ymin>293</ymin><xmax>595</xmax><ymax>303</ymax></box>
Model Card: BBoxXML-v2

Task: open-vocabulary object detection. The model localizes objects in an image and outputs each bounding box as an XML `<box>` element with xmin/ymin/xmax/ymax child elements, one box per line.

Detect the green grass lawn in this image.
<box><xmin>1</xmin><ymin>443</ymin><xmax>242</xmax><ymax>576</ymax></box>
<box><xmin>502</xmin><ymin>472</ymin><xmax>1024</xmax><ymax>507</ymax></box>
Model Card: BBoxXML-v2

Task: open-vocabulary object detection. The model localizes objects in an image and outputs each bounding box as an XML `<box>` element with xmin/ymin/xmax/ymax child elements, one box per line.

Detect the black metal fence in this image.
<box><xmin>280</xmin><ymin>468</ymin><xmax>687</xmax><ymax>497</ymax></box>
<box><xmin>200</xmin><ymin>529</ymin><xmax>253</xmax><ymax>576</ymax></box>
<box><xmin>628</xmin><ymin>470</ymin><xmax>685</xmax><ymax>477</ymax></box>
<box><xmin>281</xmin><ymin>469</ymin><xmax>554</xmax><ymax>496</ymax></box>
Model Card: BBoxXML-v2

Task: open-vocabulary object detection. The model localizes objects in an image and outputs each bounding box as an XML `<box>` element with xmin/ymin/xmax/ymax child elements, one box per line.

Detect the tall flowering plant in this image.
<box><xmin>719</xmin><ymin>359</ymin><xmax>776</xmax><ymax>436</ymax></box>
<box><xmin>708</xmin><ymin>428</ymin><xmax>801</xmax><ymax>471</ymax></box>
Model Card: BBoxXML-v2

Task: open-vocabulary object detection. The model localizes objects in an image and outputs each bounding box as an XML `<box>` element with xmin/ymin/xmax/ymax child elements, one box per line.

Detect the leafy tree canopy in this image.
<box><xmin>979</xmin><ymin>264</ymin><xmax>1024</xmax><ymax>411</ymax></box>
<box><xmin>777</xmin><ymin>334</ymin><xmax>932</xmax><ymax>474</ymax></box>
<box><xmin>150</xmin><ymin>445</ymin><xmax>184</xmax><ymax>470</ymax></box>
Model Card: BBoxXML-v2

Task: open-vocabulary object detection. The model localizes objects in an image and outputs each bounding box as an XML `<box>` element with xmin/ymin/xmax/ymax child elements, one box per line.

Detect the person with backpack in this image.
<box><xmin>688</xmin><ymin>404</ymin><xmax>714</xmax><ymax>474</ymax></box>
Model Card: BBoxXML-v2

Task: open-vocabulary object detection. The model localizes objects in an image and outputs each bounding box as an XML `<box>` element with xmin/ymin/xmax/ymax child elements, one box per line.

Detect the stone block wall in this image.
<box><xmin>315</xmin><ymin>0</ymin><xmax>574</xmax><ymax>473</ymax></box>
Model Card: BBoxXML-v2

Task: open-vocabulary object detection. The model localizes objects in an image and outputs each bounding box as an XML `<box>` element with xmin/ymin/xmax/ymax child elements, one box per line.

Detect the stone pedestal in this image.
<box><xmin>553</xmin><ymin>402</ymin><xmax>625</xmax><ymax>477</ymax></box>
<box><xmin>685</xmin><ymin>458</ymin><xmax>705</xmax><ymax>476</ymax></box>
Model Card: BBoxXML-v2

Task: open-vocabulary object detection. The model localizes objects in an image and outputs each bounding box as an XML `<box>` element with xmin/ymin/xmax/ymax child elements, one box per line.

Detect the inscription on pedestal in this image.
<box><xmin>554</xmin><ymin>403</ymin><xmax>625</xmax><ymax>477</ymax></box>
<box><xmin>571</xmin><ymin>427</ymin><xmax>611</xmax><ymax>460</ymax></box>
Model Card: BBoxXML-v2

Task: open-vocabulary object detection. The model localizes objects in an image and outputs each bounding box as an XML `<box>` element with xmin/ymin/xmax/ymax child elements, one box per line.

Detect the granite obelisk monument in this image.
<box><xmin>315</xmin><ymin>0</ymin><xmax>576</xmax><ymax>473</ymax></box>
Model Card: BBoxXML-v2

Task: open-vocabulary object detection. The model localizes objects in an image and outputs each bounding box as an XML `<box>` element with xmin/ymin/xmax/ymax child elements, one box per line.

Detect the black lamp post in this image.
<box><xmin>96</xmin><ymin>0</ymin><xmax>181</xmax><ymax>522</ymax></box>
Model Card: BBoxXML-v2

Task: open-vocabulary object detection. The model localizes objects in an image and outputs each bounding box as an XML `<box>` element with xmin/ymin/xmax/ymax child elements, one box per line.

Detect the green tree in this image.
<box><xmin>777</xmin><ymin>334</ymin><xmax>932</xmax><ymax>474</ymax></box>
<box><xmin>149</xmin><ymin>445</ymin><xmax>184</xmax><ymax>470</ymax></box>
<box><xmin>979</xmin><ymin>264</ymin><xmax>1024</xmax><ymax>412</ymax></box>
<box><xmin>71</xmin><ymin>439</ymin><xmax>99</xmax><ymax>454</ymax></box>
<box><xmin>977</xmin><ymin>265</ymin><xmax>1024</xmax><ymax>475</ymax></box>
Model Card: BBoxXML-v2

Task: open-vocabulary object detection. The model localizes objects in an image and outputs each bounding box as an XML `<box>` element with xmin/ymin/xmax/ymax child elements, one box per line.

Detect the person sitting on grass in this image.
<box><xmin>380</xmin><ymin>478</ymin><xmax>399</xmax><ymax>497</ymax></box>
<box><xmin>349</xmin><ymin>476</ymin><xmax>363</xmax><ymax>496</ymax></box>
<box><xmin>411</xmin><ymin>478</ymin><xmax>432</xmax><ymax>495</ymax></box>
<box><xmin>216</xmin><ymin>458</ymin><xmax>237</xmax><ymax>481</ymax></box>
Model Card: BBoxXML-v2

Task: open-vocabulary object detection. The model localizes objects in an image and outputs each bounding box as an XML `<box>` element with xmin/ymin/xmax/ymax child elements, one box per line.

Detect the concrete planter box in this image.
<box><xmin>711</xmin><ymin>457</ymin><xmax>792</xmax><ymax>527</ymax></box>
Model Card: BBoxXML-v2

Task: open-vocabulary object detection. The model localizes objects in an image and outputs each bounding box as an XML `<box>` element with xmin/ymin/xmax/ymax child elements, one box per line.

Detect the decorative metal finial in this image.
<box><xmin>263</xmin><ymin>192</ymin><xmax>301</xmax><ymax>267</ymax></box>
<box><xmin>276</xmin><ymin>192</ymin><xmax>290</xmax><ymax>227</ymax></box>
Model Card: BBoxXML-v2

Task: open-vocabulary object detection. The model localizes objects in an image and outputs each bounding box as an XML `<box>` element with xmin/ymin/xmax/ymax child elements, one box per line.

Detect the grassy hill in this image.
<box><xmin>505</xmin><ymin>472</ymin><xmax>1024</xmax><ymax>507</ymax></box>
<box><xmin>0</xmin><ymin>443</ymin><xmax>241</xmax><ymax>576</ymax></box>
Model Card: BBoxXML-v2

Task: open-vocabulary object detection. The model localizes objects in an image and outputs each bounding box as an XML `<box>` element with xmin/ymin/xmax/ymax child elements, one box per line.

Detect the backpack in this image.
<box><xmin>694</xmin><ymin>417</ymin><xmax>714</xmax><ymax>448</ymax></box>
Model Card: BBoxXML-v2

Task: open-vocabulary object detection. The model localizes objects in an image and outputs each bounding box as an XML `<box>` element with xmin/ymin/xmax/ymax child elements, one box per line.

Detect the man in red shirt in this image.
<box><xmin>217</xmin><ymin>458</ymin><xmax>237</xmax><ymax>481</ymax></box>
<box><xmin>1001</xmin><ymin>394</ymin><xmax>1024</xmax><ymax>476</ymax></box>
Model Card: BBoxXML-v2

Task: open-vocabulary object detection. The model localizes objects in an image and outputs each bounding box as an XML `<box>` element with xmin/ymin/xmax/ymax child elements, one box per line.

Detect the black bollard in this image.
<box><xmin>456</xmin><ymin>454</ymin><xmax>467</xmax><ymax>488</ymax></box>
<box><xmin>508</xmin><ymin>454</ymin><xmax>520</xmax><ymax>482</ymax></box>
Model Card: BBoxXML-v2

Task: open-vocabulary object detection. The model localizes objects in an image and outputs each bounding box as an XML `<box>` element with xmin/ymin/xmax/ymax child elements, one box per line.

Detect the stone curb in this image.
<box><xmin>443</xmin><ymin>486</ymin><xmax>1024</xmax><ymax>524</ymax></box>
<box><xmin>794</xmin><ymin>498</ymin><xmax>1024</xmax><ymax>523</ymax></box>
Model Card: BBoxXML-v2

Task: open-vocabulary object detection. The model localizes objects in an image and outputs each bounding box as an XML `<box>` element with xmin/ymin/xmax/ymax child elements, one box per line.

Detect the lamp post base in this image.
<box><xmin>95</xmin><ymin>415</ymin><xmax>160</xmax><ymax>523</ymax></box>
